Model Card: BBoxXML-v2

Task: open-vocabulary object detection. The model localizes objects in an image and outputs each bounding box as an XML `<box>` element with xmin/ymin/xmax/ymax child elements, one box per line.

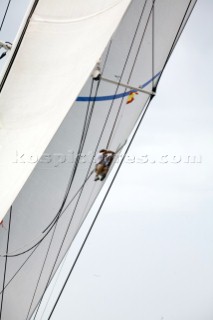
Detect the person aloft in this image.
<box><xmin>94</xmin><ymin>149</ymin><xmax>115</xmax><ymax>181</ymax></box>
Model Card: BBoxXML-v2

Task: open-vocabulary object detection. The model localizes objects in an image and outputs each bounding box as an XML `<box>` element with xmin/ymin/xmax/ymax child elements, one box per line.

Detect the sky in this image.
<box><xmin>1</xmin><ymin>0</ymin><xmax>213</xmax><ymax>319</ymax></box>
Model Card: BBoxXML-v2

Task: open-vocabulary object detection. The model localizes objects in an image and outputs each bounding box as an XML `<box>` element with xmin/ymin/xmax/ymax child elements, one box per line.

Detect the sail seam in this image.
<box><xmin>32</xmin><ymin>0</ymin><xmax>128</xmax><ymax>24</ymax></box>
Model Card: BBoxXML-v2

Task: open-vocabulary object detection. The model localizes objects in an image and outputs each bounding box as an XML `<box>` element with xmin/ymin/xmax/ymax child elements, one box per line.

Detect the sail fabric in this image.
<box><xmin>0</xmin><ymin>0</ymin><xmax>132</xmax><ymax>220</ymax></box>
<box><xmin>0</xmin><ymin>0</ymin><xmax>197</xmax><ymax>319</ymax></box>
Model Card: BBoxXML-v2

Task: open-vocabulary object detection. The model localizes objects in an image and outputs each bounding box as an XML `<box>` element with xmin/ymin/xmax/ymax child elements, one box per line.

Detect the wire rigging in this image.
<box><xmin>0</xmin><ymin>1</ymin><xmax>197</xmax><ymax>318</ymax></box>
<box><xmin>0</xmin><ymin>0</ymin><xmax>40</xmax><ymax>93</ymax></box>
<box><xmin>39</xmin><ymin>251</ymin><xmax>69</xmax><ymax>320</ymax></box>
<box><xmin>25</xmin><ymin>213</ymin><xmax>60</xmax><ymax>320</ymax></box>
<box><xmin>29</xmin><ymin>42</ymin><xmax>116</xmax><ymax>316</ymax></box>
<box><xmin>105</xmin><ymin>0</ymin><xmax>148</xmax><ymax>149</ymax></box>
<box><xmin>42</xmin><ymin>80</ymin><xmax>95</xmax><ymax>234</ymax></box>
<box><xmin>0</xmin><ymin>1</ymin><xmax>153</xmax><ymax>301</ymax></box>
<box><xmin>1</xmin><ymin>77</ymin><xmax>104</xmax><ymax>290</ymax></box>
<box><xmin>42</xmin><ymin>41</ymin><xmax>113</xmax><ymax>236</ymax></box>
<box><xmin>41</xmin><ymin>4</ymin><xmax>155</xmax><ymax>278</ymax></box>
<box><xmin>26</xmin><ymin>79</ymin><xmax>96</xmax><ymax>319</ymax></box>
<box><xmin>0</xmin><ymin>245</ymin><xmax>38</xmax><ymax>295</ymax></box>
<box><xmin>154</xmin><ymin>0</ymin><xmax>196</xmax><ymax>88</ymax></box>
<box><xmin>0</xmin><ymin>206</ymin><xmax>12</xmax><ymax>320</ymax></box>
<box><xmin>0</xmin><ymin>11</ymin><xmax>156</xmax><ymax>304</ymax></box>
<box><xmin>48</xmin><ymin>94</ymin><xmax>154</xmax><ymax>319</ymax></box>
<box><xmin>32</xmin><ymin>79</ymin><xmax>102</xmax><ymax>320</ymax></box>
<box><xmin>31</xmin><ymin>80</ymin><xmax>100</xmax><ymax>319</ymax></box>
<box><xmin>0</xmin><ymin>173</ymin><xmax>92</xmax><ymax>258</ymax></box>
<box><xmin>1</xmin><ymin>0</ymin><xmax>155</xmax><ymax>257</ymax></box>
<box><xmin>0</xmin><ymin>171</ymin><xmax>94</xmax><ymax>299</ymax></box>
<box><xmin>0</xmin><ymin>0</ymin><xmax>12</xmax><ymax>32</ymax></box>
<box><xmin>0</xmin><ymin>77</ymin><xmax>98</xmax><ymax>298</ymax></box>
<box><xmin>33</xmin><ymin>25</ymin><xmax>147</xmax><ymax>312</ymax></box>
<box><xmin>31</xmin><ymin>39</ymin><xmax>114</xmax><ymax>314</ymax></box>
<box><xmin>152</xmin><ymin>0</ymin><xmax>155</xmax><ymax>90</ymax></box>
<box><xmin>1</xmin><ymin>80</ymin><xmax>95</xmax><ymax>259</ymax></box>
<box><xmin>31</xmin><ymin>72</ymin><xmax>111</xmax><ymax>319</ymax></box>
<box><xmin>0</xmin><ymin>37</ymin><xmax>116</xmax><ymax>261</ymax></box>
<box><xmin>106</xmin><ymin>0</ymin><xmax>156</xmax><ymax>149</ymax></box>
<box><xmin>43</xmin><ymin>6</ymin><xmax>158</xmax><ymax>315</ymax></box>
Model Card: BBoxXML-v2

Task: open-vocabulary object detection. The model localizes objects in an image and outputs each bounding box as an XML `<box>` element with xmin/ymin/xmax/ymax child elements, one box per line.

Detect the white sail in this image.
<box><xmin>0</xmin><ymin>0</ymin><xmax>132</xmax><ymax>220</ymax></box>
<box><xmin>0</xmin><ymin>0</ymin><xmax>197</xmax><ymax>319</ymax></box>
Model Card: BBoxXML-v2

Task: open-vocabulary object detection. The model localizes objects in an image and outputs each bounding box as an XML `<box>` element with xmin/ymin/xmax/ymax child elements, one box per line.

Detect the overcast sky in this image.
<box><xmin>1</xmin><ymin>0</ymin><xmax>213</xmax><ymax>319</ymax></box>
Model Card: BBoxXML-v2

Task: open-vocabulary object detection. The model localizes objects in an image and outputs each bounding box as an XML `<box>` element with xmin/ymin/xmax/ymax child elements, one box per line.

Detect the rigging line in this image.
<box><xmin>1</xmin><ymin>171</ymin><xmax>94</xmax><ymax>258</ymax></box>
<box><xmin>42</xmin><ymin>38</ymin><xmax>113</xmax><ymax>233</ymax></box>
<box><xmin>75</xmin><ymin>42</ymin><xmax>116</xmax><ymax>156</ymax></box>
<box><xmin>81</xmin><ymin>83</ymin><xmax>97</xmax><ymax>146</ymax></box>
<box><xmin>1</xmin><ymin>5</ymin><xmax>145</xmax><ymax>258</ymax></box>
<box><xmin>0</xmin><ymin>206</ymin><xmax>12</xmax><ymax>320</ymax></box>
<box><xmin>39</xmin><ymin>252</ymin><xmax>69</xmax><ymax>320</ymax></box>
<box><xmin>152</xmin><ymin>0</ymin><xmax>155</xmax><ymax>90</ymax></box>
<box><xmin>41</xmin><ymin>39</ymin><xmax>112</xmax><ymax>235</ymax></box>
<box><xmin>0</xmin><ymin>21</ymin><xmax>112</xmax><ymax>300</ymax></box>
<box><xmin>155</xmin><ymin>0</ymin><xmax>196</xmax><ymax>88</ymax></box>
<box><xmin>25</xmin><ymin>216</ymin><xmax>60</xmax><ymax>320</ymax></box>
<box><xmin>59</xmin><ymin>101</ymin><xmax>130</xmax><ymax>222</ymax></box>
<box><xmin>0</xmin><ymin>173</ymin><xmax>94</xmax><ymax>295</ymax></box>
<box><xmin>36</xmin><ymin>91</ymin><xmax>127</xmax><ymax>320</ymax></box>
<box><xmin>32</xmin><ymin>80</ymin><xmax>101</xmax><ymax>320</ymax></box>
<box><xmin>60</xmin><ymin>137</ymin><xmax>122</xmax><ymax>217</ymax></box>
<box><xmin>0</xmin><ymin>78</ymin><xmax>96</xmax><ymax>314</ymax></box>
<box><xmin>0</xmin><ymin>36</ymin><xmax>112</xmax><ymax>296</ymax></box>
<box><xmin>42</xmin><ymin>172</ymin><xmax>93</xmax><ymax>234</ymax></box>
<box><xmin>0</xmin><ymin>52</ymin><xmax>7</xmax><ymax>60</ymax></box>
<box><xmin>103</xmin><ymin>0</ymin><xmax>149</xmax><ymax>149</ymax></box>
<box><xmin>0</xmin><ymin>0</ymin><xmax>40</xmax><ymax>92</ymax></box>
<box><xmin>58</xmin><ymin>101</ymin><xmax>128</xmax><ymax>225</ymax></box>
<box><xmin>0</xmin><ymin>0</ymin><xmax>12</xmax><ymax>32</ymax></box>
<box><xmin>48</xmin><ymin>95</ymin><xmax>154</xmax><ymax>319</ymax></box>
<box><xmin>41</xmin><ymin>98</ymin><xmax>113</xmax><ymax>255</ymax></box>
<box><xmin>40</xmin><ymin>183</ymin><xmax>97</xmax><ymax>320</ymax></box>
<box><xmin>44</xmin><ymin>115</ymin><xmax>128</xmax><ymax>320</ymax></box>
<box><xmin>0</xmin><ymin>0</ymin><xmax>196</xmax><ymax>312</ymax></box>
<box><xmin>74</xmin><ymin>39</ymin><xmax>112</xmax><ymax>102</ymax></box>
<box><xmin>105</xmin><ymin>0</ymin><xmax>149</xmax><ymax>149</ymax></box>
<box><xmin>42</xmin><ymin>81</ymin><xmax>97</xmax><ymax>235</ymax></box>
<box><xmin>53</xmin><ymin>78</ymin><xmax>94</xmax><ymax>219</ymax></box>
<box><xmin>31</xmin><ymin>65</ymin><xmax>125</xmax><ymax>318</ymax></box>
<box><xmin>0</xmin><ymin>79</ymin><xmax>95</xmax><ymax>258</ymax></box>
<box><xmin>26</xmin><ymin>79</ymin><xmax>96</xmax><ymax>319</ymax></box>
<box><xmin>0</xmin><ymin>245</ymin><xmax>39</xmax><ymax>295</ymax></box>
<box><xmin>106</xmin><ymin>0</ymin><xmax>156</xmax><ymax>149</ymax></box>
<box><xmin>2</xmin><ymin>231</ymin><xmax>46</xmax><ymax>256</ymax></box>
